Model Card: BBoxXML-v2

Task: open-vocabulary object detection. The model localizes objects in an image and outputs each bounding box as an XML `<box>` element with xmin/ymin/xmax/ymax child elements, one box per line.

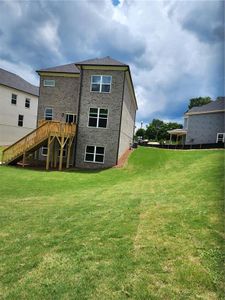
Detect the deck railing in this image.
<box><xmin>2</xmin><ymin>121</ymin><xmax>76</xmax><ymax>164</ymax></box>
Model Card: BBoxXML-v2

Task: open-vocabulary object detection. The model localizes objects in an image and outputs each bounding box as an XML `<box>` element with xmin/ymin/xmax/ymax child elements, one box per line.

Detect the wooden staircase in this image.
<box><xmin>2</xmin><ymin>121</ymin><xmax>76</xmax><ymax>170</ymax></box>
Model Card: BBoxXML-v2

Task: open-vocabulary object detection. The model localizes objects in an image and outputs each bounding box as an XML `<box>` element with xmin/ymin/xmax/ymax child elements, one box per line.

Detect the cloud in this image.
<box><xmin>0</xmin><ymin>0</ymin><xmax>223</xmax><ymax>127</ymax></box>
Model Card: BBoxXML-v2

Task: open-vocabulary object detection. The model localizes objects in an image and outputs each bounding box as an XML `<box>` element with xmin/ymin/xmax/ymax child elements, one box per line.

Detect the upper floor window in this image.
<box><xmin>216</xmin><ymin>133</ymin><xmax>225</xmax><ymax>143</ymax></box>
<box><xmin>18</xmin><ymin>114</ymin><xmax>24</xmax><ymax>127</ymax></box>
<box><xmin>11</xmin><ymin>94</ymin><xmax>17</xmax><ymax>105</ymax></box>
<box><xmin>91</xmin><ymin>75</ymin><xmax>112</xmax><ymax>93</ymax></box>
<box><xmin>25</xmin><ymin>98</ymin><xmax>30</xmax><ymax>108</ymax></box>
<box><xmin>45</xmin><ymin>108</ymin><xmax>53</xmax><ymax>120</ymax></box>
<box><xmin>88</xmin><ymin>108</ymin><xmax>108</xmax><ymax>128</ymax></box>
<box><xmin>85</xmin><ymin>145</ymin><xmax>105</xmax><ymax>163</ymax></box>
<box><xmin>66</xmin><ymin>113</ymin><xmax>76</xmax><ymax>124</ymax></box>
<box><xmin>43</xmin><ymin>80</ymin><xmax>55</xmax><ymax>87</ymax></box>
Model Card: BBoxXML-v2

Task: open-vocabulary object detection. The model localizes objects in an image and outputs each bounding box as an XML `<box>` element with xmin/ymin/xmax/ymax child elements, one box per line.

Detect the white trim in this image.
<box><xmin>44</xmin><ymin>107</ymin><xmax>53</xmax><ymax>120</ymax></box>
<box><xmin>216</xmin><ymin>133</ymin><xmax>225</xmax><ymax>143</ymax></box>
<box><xmin>90</xmin><ymin>75</ymin><xmax>112</xmax><ymax>93</ymax></box>
<box><xmin>65</xmin><ymin>113</ymin><xmax>77</xmax><ymax>123</ymax></box>
<box><xmin>41</xmin><ymin>146</ymin><xmax>48</xmax><ymax>156</ymax></box>
<box><xmin>11</xmin><ymin>93</ymin><xmax>17</xmax><ymax>105</ymax></box>
<box><xmin>84</xmin><ymin>145</ymin><xmax>105</xmax><ymax>164</ymax></box>
<box><xmin>87</xmin><ymin>107</ymin><xmax>108</xmax><ymax>129</ymax></box>
<box><xmin>43</xmin><ymin>79</ymin><xmax>55</xmax><ymax>87</ymax></box>
<box><xmin>25</xmin><ymin>98</ymin><xmax>31</xmax><ymax>109</ymax></box>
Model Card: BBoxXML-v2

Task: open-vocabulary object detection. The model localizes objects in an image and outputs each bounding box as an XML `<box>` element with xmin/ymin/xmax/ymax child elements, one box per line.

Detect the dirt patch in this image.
<box><xmin>114</xmin><ymin>148</ymin><xmax>133</xmax><ymax>168</ymax></box>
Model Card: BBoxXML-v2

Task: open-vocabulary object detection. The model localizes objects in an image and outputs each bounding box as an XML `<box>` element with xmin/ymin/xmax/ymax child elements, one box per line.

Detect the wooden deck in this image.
<box><xmin>2</xmin><ymin>121</ymin><xmax>76</xmax><ymax>170</ymax></box>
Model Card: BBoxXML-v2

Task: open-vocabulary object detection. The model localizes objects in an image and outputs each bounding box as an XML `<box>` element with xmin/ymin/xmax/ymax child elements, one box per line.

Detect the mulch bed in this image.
<box><xmin>114</xmin><ymin>148</ymin><xmax>133</xmax><ymax>168</ymax></box>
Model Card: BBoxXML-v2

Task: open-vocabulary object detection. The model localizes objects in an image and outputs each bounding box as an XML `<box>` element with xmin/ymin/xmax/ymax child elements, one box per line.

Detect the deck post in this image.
<box><xmin>22</xmin><ymin>152</ymin><xmax>26</xmax><ymax>167</ymax></box>
<box><xmin>59</xmin><ymin>136</ymin><xmax>64</xmax><ymax>171</ymax></box>
<box><xmin>46</xmin><ymin>136</ymin><xmax>51</xmax><ymax>170</ymax></box>
<box><xmin>66</xmin><ymin>137</ymin><xmax>73</xmax><ymax>168</ymax></box>
<box><xmin>54</xmin><ymin>138</ymin><xmax>58</xmax><ymax>168</ymax></box>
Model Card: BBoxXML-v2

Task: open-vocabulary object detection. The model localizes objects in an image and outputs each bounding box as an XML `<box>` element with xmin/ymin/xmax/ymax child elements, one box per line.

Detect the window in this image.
<box><xmin>66</xmin><ymin>113</ymin><xmax>76</xmax><ymax>124</ymax></box>
<box><xmin>85</xmin><ymin>146</ymin><xmax>105</xmax><ymax>163</ymax></box>
<box><xmin>25</xmin><ymin>98</ymin><xmax>30</xmax><ymax>108</ymax></box>
<box><xmin>216</xmin><ymin>133</ymin><xmax>225</xmax><ymax>143</ymax></box>
<box><xmin>88</xmin><ymin>108</ymin><xmax>108</xmax><ymax>128</ymax></box>
<box><xmin>11</xmin><ymin>94</ymin><xmax>17</xmax><ymax>105</ymax></box>
<box><xmin>18</xmin><ymin>114</ymin><xmax>24</xmax><ymax>127</ymax></box>
<box><xmin>91</xmin><ymin>75</ymin><xmax>112</xmax><ymax>93</ymax></box>
<box><xmin>45</xmin><ymin>108</ymin><xmax>53</xmax><ymax>120</ymax></box>
<box><xmin>41</xmin><ymin>146</ymin><xmax>48</xmax><ymax>156</ymax></box>
<box><xmin>43</xmin><ymin>80</ymin><xmax>55</xmax><ymax>87</ymax></box>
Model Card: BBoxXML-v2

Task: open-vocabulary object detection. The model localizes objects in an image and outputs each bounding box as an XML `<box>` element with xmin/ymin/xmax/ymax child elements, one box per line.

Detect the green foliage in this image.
<box><xmin>188</xmin><ymin>97</ymin><xmax>212</xmax><ymax>110</ymax></box>
<box><xmin>145</xmin><ymin>119</ymin><xmax>182</xmax><ymax>141</ymax></box>
<box><xmin>135</xmin><ymin>128</ymin><xmax>146</xmax><ymax>139</ymax></box>
<box><xmin>0</xmin><ymin>148</ymin><xmax>224</xmax><ymax>299</ymax></box>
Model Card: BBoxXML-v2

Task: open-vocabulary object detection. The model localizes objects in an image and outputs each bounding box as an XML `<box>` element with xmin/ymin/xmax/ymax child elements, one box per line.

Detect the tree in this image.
<box><xmin>188</xmin><ymin>97</ymin><xmax>212</xmax><ymax>110</ymax></box>
<box><xmin>145</xmin><ymin>119</ymin><xmax>182</xmax><ymax>141</ymax></box>
<box><xmin>135</xmin><ymin>128</ymin><xmax>146</xmax><ymax>139</ymax></box>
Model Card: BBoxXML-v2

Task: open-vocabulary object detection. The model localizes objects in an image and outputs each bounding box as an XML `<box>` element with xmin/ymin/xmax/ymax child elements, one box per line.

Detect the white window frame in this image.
<box><xmin>25</xmin><ymin>98</ymin><xmax>30</xmax><ymax>109</ymax></box>
<box><xmin>43</xmin><ymin>79</ymin><xmax>55</xmax><ymax>87</ymax></box>
<box><xmin>18</xmin><ymin>114</ymin><xmax>24</xmax><ymax>127</ymax></box>
<box><xmin>11</xmin><ymin>93</ymin><xmax>17</xmax><ymax>105</ymax></box>
<box><xmin>41</xmin><ymin>146</ymin><xmax>48</xmax><ymax>156</ymax></box>
<box><xmin>45</xmin><ymin>107</ymin><xmax>53</xmax><ymax>120</ymax></box>
<box><xmin>87</xmin><ymin>108</ymin><xmax>108</xmax><ymax>129</ymax></box>
<box><xmin>216</xmin><ymin>133</ymin><xmax>225</xmax><ymax>143</ymax></box>
<box><xmin>84</xmin><ymin>145</ymin><xmax>105</xmax><ymax>164</ymax></box>
<box><xmin>90</xmin><ymin>75</ymin><xmax>112</xmax><ymax>93</ymax></box>
<box><xmin>65</xmin><ymin>113</ymin><xmax>77</xmax><ymax>124</ymax></box>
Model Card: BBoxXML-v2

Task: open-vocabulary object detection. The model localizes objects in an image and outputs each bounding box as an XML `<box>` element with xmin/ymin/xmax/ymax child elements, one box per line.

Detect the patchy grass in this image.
<box><xmin>0</xmin><ymin>148</ymin><xmax>224</xmax><ymax>299</ymax></box>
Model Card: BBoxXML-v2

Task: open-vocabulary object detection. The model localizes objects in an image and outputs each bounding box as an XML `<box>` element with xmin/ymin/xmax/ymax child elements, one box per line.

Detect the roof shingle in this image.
<box><xmin>187</xmin><ymin>98</ymin><xmax>225</xmax><ymax>114</ymax></box>
<box><xmin>37</xmin><ymin>63</ymin><xmax>80</xmax><ymax>74</ymax></box>
<box><xmin>76</xmin><ymin>56</ymin><xmax>127</xmax><ymax>66</ymax></box>
<box><xmin>0</xmin><ymin>68</ymin><xmax>39</xmax><ymax>96</ymax></box>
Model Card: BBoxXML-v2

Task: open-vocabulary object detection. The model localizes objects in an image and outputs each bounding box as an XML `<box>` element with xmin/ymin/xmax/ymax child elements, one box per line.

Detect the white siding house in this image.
<box><xmin>0</xmin><ymin>68</ymin><xmax>39</xmax><ymax>145</ymax></box>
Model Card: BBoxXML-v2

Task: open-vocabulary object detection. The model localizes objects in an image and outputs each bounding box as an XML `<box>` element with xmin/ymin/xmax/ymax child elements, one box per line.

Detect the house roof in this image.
<box><xmin>186</xmin><ymin>97</ymin><xmax>225</xmax><ymax>115</ymax></box>
<box><xmin>37</xmin><ymin>63</ymin><xmax>80</xmax><ymax>74</ymax></box>
<box><xmin>75</xmin><ymin>56</ymin><xmax>127</xmax><ymax>67</ymax></box>
<box><xmin>0</xmin><ymin>68</ymin><xmax>39</xmax><ymax>96</ymax></box>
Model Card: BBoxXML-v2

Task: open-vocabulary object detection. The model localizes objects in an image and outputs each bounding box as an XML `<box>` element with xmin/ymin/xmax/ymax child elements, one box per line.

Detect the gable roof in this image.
<box><xmin>76</xmin><ymin>56</ymin><xmax>127</xmax><ymax>67</ymax></box>
<box><xmin>0</xmin><ymin>68</ymin><xmax>39</xmax><ymax>96</ymax></box>
<box><xmin>37</xmin><ymin>63</ymin><xmax>80</xmax><ymax>74</ymax></box>
<box><xmin>186</xmin><ymin>98</ymin><xmax>225</xmax><ymax>115</ymax></box>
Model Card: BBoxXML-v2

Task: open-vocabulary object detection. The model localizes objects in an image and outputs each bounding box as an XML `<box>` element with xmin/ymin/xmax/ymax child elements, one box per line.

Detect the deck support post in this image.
<box><xmin>46</xmin><ymin>136</ymin><xmax>51</xmax><ymax>170</ymax></box>
<box><xmin>66</xmin><ymin>137</ymin><xmax>73</xmax><ymax>168</ymax></box>
<box><xmin>59</xmin><ymin>136</ymin><xmax>65</xmax><ymax>171</ymax></box>
<box><xmin>22</xmin><ymin>152</ymin><xmax>26</xmax><ymax>167</ymax></box>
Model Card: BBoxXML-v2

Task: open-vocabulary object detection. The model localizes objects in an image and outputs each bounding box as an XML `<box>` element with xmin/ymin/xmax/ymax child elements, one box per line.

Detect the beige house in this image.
<box><xmin>0</xmin><ymin>68</ymin><xmax>39</xmax><ymax>145</ymax></box>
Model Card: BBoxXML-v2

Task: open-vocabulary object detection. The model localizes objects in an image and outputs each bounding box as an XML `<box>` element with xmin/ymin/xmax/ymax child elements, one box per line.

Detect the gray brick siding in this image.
<box><xmin>185</xmin><ymin>112</ymin><xmax>225</xmax><ymax>144</ymax></box>
<box><xmin>75</xmin><ymin>69</ymin><xmax>125</xmax><ymax>169</ymax></box>
<box><xmin>38</xmin><ymin>75</ymin><xmax>80</xmax><ymax>122</ymax></box>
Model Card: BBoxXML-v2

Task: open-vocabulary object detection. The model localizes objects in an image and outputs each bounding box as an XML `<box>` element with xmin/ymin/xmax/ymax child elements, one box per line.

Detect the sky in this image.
<box><xmin>0</xmin><ymin>0</ymin><xmax>224</xmax><ymax>127</ymax></box>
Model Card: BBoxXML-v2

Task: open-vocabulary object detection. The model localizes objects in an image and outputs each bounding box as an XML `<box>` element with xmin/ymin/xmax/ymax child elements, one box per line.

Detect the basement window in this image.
<box><xmin>41</xmin><ymin>146</ymin><xmax>48</xmax><ymax>156</ymax></box>
<box><xmin>11</xmin><ymin>94</ymin><xmax>17</xmax><ymax>105</ymax></box>
<box><xmin>216</xmin><ymin>133</ymin><xmax>225</xmax><ymax>143</ymax></box>
<box><xmin>91</xmin><ymin>75</ymin><xmax>112</xmax><ymax>93</ymax></box>
<box><xmin>43</xmin><ymin>80</ymin><xmax>55</xmax><ymax>87</ymax></box>
<box><xmin>85</xmin><ymin>145</ymin><xmax>105</xmax><ymax>163</ymax></box>
<box><xmin>18</xmin><ymin>114</ymin><xmax>24</xmax><ymax>127</ymax></box>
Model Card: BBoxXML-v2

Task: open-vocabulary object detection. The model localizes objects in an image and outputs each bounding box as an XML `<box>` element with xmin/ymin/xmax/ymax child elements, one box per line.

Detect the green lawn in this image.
<box><xmin>0</xmin><ymin>148</ymin><xmax>224</xmax><ymax>299</ymax></box>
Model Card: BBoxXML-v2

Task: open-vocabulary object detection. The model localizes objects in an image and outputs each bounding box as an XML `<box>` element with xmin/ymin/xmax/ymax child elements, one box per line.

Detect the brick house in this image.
<box><xmin>25</xmin><ymin>56</ymin><xmax>137</xmax><ymax>170</ymax></box>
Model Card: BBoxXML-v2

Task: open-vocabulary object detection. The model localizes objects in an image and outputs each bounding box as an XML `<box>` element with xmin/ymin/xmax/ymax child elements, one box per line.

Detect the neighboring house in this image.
<box><xmin>2</xmin><ymin>57</ymin><xmax>137</xmax><ymax>170</ymax></box>
<box><xmin>184</xmin><ymin>97</ymin><xmax>225</xmax><ymax>145</ymax></box>
<box><xmin>36</xmin><ymin>56</ymin><xmax>137</xmax><ymax>169</ymax></box>
<box><xmin>0</xmin><ymin>68</ymin><xmax>39</xmax><ymax>145</ymax></box>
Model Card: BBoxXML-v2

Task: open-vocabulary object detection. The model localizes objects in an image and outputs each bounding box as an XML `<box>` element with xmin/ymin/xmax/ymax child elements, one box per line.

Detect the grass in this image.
<box><xmin>0</xmin><ymin>147</ymin><xmax>224</xmax><ymax>299</ymax></box>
